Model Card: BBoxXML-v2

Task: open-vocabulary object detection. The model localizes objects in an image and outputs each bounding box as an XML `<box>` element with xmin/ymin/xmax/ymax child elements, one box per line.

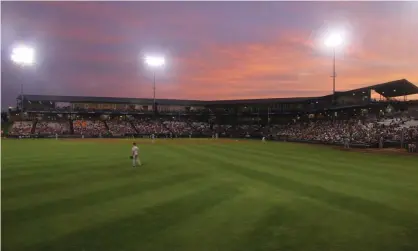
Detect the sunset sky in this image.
<box><xmin>1</xmin><ymin>1</ymin><xmax>418</xmax><ymax>108</ymax></box>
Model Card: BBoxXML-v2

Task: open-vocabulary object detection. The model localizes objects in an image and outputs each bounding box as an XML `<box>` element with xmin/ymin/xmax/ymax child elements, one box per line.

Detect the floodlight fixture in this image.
<box><xmin>11</xmin><ymin>44</ymin><xmax>35</xmax><ymax>66</ymax></box>
<box><xmin>324</xmin><ymin>33</ymin><xmax>344</xmax><ymax>48</ymax></box>
<box><xmin>144</xmin><ymin>56</ymin><xmax>165</xmax><ymax>67</ymax></box>
<box><xmin>10</xmin><ymin>44</ymin><xmax>36</xmax><ymax>112</ymax></box>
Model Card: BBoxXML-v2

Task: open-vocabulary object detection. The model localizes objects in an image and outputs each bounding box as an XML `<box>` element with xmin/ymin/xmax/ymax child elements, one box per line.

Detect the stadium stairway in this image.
<box><xmin>69</xmin><ymin>119</ymin><xmax>74</xmax><ymax>134</ymax></box>
<box><xmin>104</xmin><ymin>120</ymin><xmax>110</xmax><ymax>131</ymax></box>
<box><xmin>162</xmin><ymin>120</ymin><xmax>175</xmax><ymax>134</ymax></box>
<box><xmin>31</xmin><ymin>120</ymin><xmax>37</xmax><ymax>134</ymax></box>
<box><xmin>129</xmin><ymin>121</ymin><xmax>139</xmax><ymax>134</ymax></box>
<box><xmin>185</xmin><ymin>120</ymin><xmax>195</xmax><ymax>131</ymax></box>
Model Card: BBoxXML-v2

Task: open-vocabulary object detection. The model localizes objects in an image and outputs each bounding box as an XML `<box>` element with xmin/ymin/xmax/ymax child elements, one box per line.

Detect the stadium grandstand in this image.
<box><xmin>5</xmin><ymin>78</ymin><xmax>418</xmax><ymax>150</ymax></box>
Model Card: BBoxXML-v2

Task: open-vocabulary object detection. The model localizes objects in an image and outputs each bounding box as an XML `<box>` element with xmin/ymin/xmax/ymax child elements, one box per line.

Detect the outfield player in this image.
<box><xmin>262</xmin><ymin>136</ymin><xmax>266</xmax><ymax>142</ymax></box>
<box><xmin>131</xmin><ymin>142</ymin><xmax>141</xmax><ymax>167</ymax></box>
<box><xmin>343</xmin><ymin>136</ymin><xmax>350</xmax><ymax>149</ymax></box>
<box><xmin>408</xmin><ymin>143</ymin><xmax>416</xmax><ymax>153</ymax></box>
<box><xmin>379</xmin><ymin>135</ymin><xmax>384</xmax><ymax>149</ymax></box>
<box><xmin>151</xmin><ymin>133</ymin><xmax>155</xmax><ymax>143</ymax></box>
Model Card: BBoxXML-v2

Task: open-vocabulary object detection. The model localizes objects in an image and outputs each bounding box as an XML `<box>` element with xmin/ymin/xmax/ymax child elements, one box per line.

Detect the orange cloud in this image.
<box><xmin>164</xmin><ymin>12</ymin><xmax>418</xmax><ymax>100</ymax></box>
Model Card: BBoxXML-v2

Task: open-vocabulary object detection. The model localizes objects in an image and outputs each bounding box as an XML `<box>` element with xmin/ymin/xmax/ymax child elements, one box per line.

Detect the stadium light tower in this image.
<box><xmin>10</xmin><ymin>44</ymin><xmax>36</xmax><ymax>111</ymax></box>
<box><xmin>144</xmin><ymin>56</ymin><xmax>165</xmax><ymax>113</ymax></box>
<box><xmin>324</xmin><ymin>33</ymin><xmax>343</xmax><ymax>103</ymax></box>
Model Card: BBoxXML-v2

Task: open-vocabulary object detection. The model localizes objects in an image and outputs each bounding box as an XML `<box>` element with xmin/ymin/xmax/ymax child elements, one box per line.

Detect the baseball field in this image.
<box><xmin>1</xmin><ymin>138</ymin><xmax>418</xmax><ymax>251</ymax></box>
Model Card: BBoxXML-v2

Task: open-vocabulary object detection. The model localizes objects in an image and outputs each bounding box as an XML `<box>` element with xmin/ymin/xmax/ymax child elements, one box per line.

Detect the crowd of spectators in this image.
<box><xmin>191</xmin><ymin>122</ymin><xmax>211</xmax><ymax>135</ymax></box>
<box><xmin>35</xmin><ymin>121</ymin><xmax>71</xmax><ymax>135</ymax></box>
<box><xmin>374</xmin><ymin>118</ymin><xmax>418</xmax><ymax>142</ymax></box>
<box><xmin>213</xmin><ymin>124</ymin><xmax>233</xmax><ymax>135</ymax></box>
<box><xmin>132</xmin><ymin>119</ymin><xmax>170</xmax><ymax>134</ymax></box>
<box><xmin>163</xmin><ymin>120</ymin><xmax>193</xmax><ymax>135</ymax></box>
<box><xmin>9</xmin><ymin>121</ymin><xmax>33</xmax><ymax>135</ymax></box>
<box><xmin>274</xmin><ymin>118</ymin><xmax>418</xmax><ymax>145</ymax></box>
<box><xmin>8</xmin><ymin>116</ymin><xmax>418</xmax><ymax>149</ymax></box>
<box><xmin>73</xmin><ymin>120</ymin><xmax>108</xmax><ymax>136</ymax></box>
<box><xmin>107</xmin><ymin>119</ymin><xmax>137</xmax><ymax>136</ymax></box>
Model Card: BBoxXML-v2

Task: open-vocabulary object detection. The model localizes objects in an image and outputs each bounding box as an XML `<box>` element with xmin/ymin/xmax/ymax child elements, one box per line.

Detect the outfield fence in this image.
<box><xmin>6</xmin><ymin>133</ymin><xmax>416</xmax><ymax>151</ymax></box>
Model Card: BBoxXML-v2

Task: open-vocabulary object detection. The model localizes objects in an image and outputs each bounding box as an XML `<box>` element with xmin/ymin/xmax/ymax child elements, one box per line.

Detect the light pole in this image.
<box><xmin>10</xmin><ymin>44</ymin><xmax>35</xmax><ymax>111</ymax></box>
<box><xmin>324</xmin><ymin>33</ymin><xmax>343</xmax><ymax>104</ymax></box>
<box><xmin>144</xmin><ymin>56</ymin><xmax>165</xmax><ymax>114</ymax></box>
<box><xmin>153</xmin><ymin>71</ymin><xmax>156</xmax><ymax>109</ymax></box>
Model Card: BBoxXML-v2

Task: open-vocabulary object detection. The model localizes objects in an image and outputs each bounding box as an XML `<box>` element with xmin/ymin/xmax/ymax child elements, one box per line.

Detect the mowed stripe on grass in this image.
<box><xmin>1</xmin><ymin>139</ymin><xmax>418</xmax><ymax>251</ymax></box>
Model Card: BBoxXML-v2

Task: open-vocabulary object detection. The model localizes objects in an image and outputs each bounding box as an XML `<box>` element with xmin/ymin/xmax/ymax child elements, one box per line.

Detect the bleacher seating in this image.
<box><xmin>132</xmin><ymin>119</ymin><xmax>169</xmax><ymax>134</ymax></box>
<box><xmin>35</xmin><ymin>121</ymin><xmax>71</xmax><ymax>135</ymax></box>
<box><xmin>106</xmin><ymin>120</ymin><xmax>136</xmax><ymax>135</ymax></box>
<box><xmin>73</xmin><ymin>120</ymin><xmax>108</xmax><ymax>135</ymax></box>
<box><xmin>9</xmin><ymin>121</ymin><xmax>33</xmax><ymax>135</ymax></box>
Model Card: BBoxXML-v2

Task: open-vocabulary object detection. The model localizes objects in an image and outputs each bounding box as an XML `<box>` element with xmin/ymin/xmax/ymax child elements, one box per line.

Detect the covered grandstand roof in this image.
<box><xmin>17</xmin><ymin>94</ymin><xmax>324</xmax><ymax>106</ymax></box>
<box><xmin>205</xmin><ymin>97</ymin><xmax>315</xmax><ymax>105</ymax></box>
<box><xmin>17</xmin><ymin>95</ymin><xmax>206</xmax><ymax>106</ymax></box>
<box><xmin>18</xmin><ymin>79</ymin><xmax>417</xmax><ymax>105</ymax></box>
<box><xmin>344</xmin><ymin>79</ymin><xmax>418</xmax><ymax>97</ymax></box>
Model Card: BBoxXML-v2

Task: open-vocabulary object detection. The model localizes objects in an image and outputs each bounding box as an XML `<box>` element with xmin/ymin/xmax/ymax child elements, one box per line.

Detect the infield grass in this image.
<box><xmin>1</xmin><ymin>138</ymin><xmax>418</xmax><ymax>251</ymax></box>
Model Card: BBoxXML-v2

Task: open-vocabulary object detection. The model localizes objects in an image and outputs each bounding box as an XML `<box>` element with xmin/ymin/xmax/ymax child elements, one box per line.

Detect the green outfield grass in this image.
<box><xmin>1</xmin><ymin>138</ymin><xmax>418</xmax><ymax>251</ymax></box>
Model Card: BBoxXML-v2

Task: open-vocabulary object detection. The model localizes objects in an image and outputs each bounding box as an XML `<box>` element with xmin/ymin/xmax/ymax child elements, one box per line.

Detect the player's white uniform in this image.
<box><xmin>132</xmin><ymin>145</ymin><xmax>141</xmax><ymax>167</ymax></box>
<box><xmin>151</xmin><ymin>134</ymin><xmax>155</xmax><ymax>143</ymax></box>
<box><xmin>262</xmin><ymin>136</ymin><xmax>266</xmax><ymax>142</ymax></box>
<box><xmin>55</xmin><ymin>133</ymin><xmax>58</xmax><ymax>140</ymax></box>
